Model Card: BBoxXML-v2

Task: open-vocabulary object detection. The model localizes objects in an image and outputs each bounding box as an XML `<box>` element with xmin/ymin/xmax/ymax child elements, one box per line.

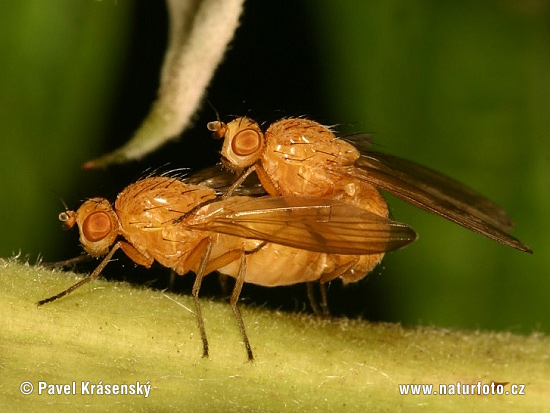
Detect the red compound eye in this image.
<box><xmin>231</xmin><ymin>128</ymin><xmax>262</xmax><ymax>156</ymax></box>
<box><xmin>82</xmin><ymin>211</ymin><xmax>112</xmax><ymax>242</ymax></box>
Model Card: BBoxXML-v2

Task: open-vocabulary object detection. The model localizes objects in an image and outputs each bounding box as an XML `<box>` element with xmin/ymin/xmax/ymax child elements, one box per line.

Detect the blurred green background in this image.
<box><xmin>1</xmin><ymin>1</ymin><xmax>548</xmax><ymax>334</ymax></box>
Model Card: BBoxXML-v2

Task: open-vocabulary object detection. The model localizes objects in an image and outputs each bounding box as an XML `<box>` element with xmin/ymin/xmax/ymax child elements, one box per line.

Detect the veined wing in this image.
<box><xmin>186</xmin><ymin>196</ymin><xmax>417</xmax><ymax>255</ymax></box>
<box><xmin>347</xmin><ymin>152</ymin><xmax>531</xmax><ymax>253</ymax></box>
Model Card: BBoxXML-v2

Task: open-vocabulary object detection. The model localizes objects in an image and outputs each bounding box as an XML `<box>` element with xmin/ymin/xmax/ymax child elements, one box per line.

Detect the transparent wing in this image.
<box><xmin>347</xmin><ymin>152</ymin><xmax>531</xmax><ymax>253</ymax></box>
<box><xmin>187</xmin><ymin>196</ymin><xmax>417</xmax><ymax>255</ymax></box>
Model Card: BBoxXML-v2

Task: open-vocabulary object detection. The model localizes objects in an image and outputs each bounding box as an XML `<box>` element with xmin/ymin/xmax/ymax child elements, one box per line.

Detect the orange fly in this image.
<box><xmin>208</xmin><ymin>117</ymin><xmax>531</xmax><ymax>253</ymax></box>
<box><xmin>38</xmin><ymin>176</ymin><xmax>416</xmax><ymax>360</ymax></box>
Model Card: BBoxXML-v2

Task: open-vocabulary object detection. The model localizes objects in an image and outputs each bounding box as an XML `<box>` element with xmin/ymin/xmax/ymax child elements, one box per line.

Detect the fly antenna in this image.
<box><xmin>50</xmin><ymin>188</ymin><xmax>70</xmax><ymax>212</ymax></box>
<box><xmin>60</xmin><ymin>197</ymin><xmax>70</xmax><ymax>212</ymax></box>
<box><xmin>206</xmin><ymin>100</ymin><xmax>221</xmax><ymax>123</ymax></box>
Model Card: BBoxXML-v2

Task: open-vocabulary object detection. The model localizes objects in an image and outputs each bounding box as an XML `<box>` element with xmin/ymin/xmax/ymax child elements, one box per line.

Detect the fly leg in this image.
<box><xmin>190</xmin><ymin>238</ymin><xmax>214</xmax><ymax>358</ymax></box>
<box><xmin>37</xmin><ymin>242</ymin><xmax>122</xmax><ymax>306</ymax></box>
<box><xmin>231</xmin><ymin>252</ymin><xmax>254</xmax><ymax>361</ymax></box>
<box><xmin>306</xmin><ymin>282</ymin><xmax>330</xmax><ymax>318</ymax></box>
<box><xmin>39</xmin><ymin>254</ymin><xmax>92</xmax><ymax>270</ymax></box>
<box><xmin>224</xmin><ymin>164</ymin><xmax>279</xmax><ymax>198</ymax></box>
<box><xmin>318</xmin><ymin>281</ymin><xmax>329</xmax><ymax>317</ymax></box>
<box><xmin>306</xmin><ymin>282</ymin><xmax>321</xmax><ymax>316</ymax></box>
<box><xmin>224</xmin><ymin>165</ymin><xmax>256</xmax><ymax>198</ymax></box>
<box><xmin>310</xmin><ymin>257</ymin><xmax>361</xmax><ymax>317</ymax></box>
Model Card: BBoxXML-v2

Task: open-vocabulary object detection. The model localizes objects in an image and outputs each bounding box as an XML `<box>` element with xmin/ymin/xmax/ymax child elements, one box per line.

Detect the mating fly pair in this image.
<box><xmin>38</xmin><ymin>116</ymin><xmax>531</xmax><ymax>361</ymax></box>
<box><xmin>37</xmin><ymin>176</ymin><xmax>416</xmax><ymax>360</ymax></box>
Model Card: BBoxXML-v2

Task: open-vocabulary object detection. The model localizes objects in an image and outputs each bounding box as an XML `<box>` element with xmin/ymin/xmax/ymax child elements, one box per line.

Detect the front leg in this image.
<box><xmin>38</xmin><ymin>254</ymin><xmax>92</xmax><ymax>270</ymax></box>
<box><xmin>224</xmin><ymin>163</ymin><xmax>280</xmax><ymax>198</ymax></box>
<box><xmin>37</xmin><ymin>242</ymin><xmax>122</xmax><ymax>306</ymax></box>
<box><xmin>224</xmin><ymin>164</ymin><xmax>258</xmax><ymax>198</ymax></box>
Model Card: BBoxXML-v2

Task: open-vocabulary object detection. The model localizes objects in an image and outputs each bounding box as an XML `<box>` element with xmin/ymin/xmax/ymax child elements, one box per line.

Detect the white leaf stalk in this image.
<box><xmin>84</xmin><ymin>0</ymin><xmax>244</xmax><ymax>169</ymax></box>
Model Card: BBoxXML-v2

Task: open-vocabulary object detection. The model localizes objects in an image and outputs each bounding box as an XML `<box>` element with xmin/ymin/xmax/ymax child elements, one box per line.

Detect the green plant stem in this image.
<box><xmin>1</xmin><ymin>259</ymin><xmax>548</xmax><ymax>411</ymax></box>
